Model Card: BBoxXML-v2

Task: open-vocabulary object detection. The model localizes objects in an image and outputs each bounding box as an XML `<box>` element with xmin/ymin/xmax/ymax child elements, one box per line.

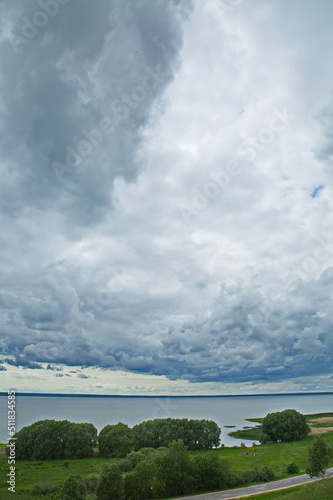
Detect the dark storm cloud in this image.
<box><xmin>5</xmin><ymin>356</ymin><xmax>43</xmax><ymax>369</ymax></box>
<box><xmin>0</xmin><ymin>0</ymin><xmax>192</xmax><ymax>226</ymax></box>
<box><xmin>0</xmin><ymin>0</ymin><xmax>193</xmax><ymax>375</ymax></box>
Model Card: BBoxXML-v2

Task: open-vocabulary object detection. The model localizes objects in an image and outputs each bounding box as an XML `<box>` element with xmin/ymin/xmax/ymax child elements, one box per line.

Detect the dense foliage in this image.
<box><xmin>93</xmin><ymin>439</ymin><xmax>275</xmax><ymax>500</ymax></box>
<box><xmin>261</xmin><ymin>409</ymin><xmax>310</xmax><ymax>442</ymax></box>
<box><xmin>61</xmin><ymin>474</ymin><xmax>86</xmax><ymax>500</ymax></box>
<box><xmin>98</xmin><ymin>422</ymin><xmax>134</xmax><ymax>458</ymax></box>
<box><xmin>98</xmin><ymin>417</ymin><xmax>221</xmax><ymax>458</ymax></box>
<box><xmin>96</xmin><ymin>464</ymin><xmax>123</xmax><ymax>500</ymax></box>
<box><xmin>9</xmin><ymin>420</ymin><xmax>97</xmax><ymax>460</ymax></box>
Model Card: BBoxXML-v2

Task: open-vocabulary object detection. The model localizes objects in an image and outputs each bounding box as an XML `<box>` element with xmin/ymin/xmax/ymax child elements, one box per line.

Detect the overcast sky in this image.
<box><xmin>1</xmin><ymin>0</ymin><xmax>333</xmax><ymax>395</ymax></box>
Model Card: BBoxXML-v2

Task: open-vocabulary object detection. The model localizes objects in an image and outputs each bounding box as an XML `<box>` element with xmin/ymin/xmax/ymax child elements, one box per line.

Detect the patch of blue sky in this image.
<box><xmin>310</xmin><ymin>185</ymin><xmax>324</xmax><ymax>198</ymax></box>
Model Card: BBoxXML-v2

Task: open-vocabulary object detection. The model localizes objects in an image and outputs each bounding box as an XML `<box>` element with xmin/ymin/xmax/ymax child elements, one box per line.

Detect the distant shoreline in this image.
<box><xmin>0</xmin><ymin>391</ymin><xmax>332</xmax><ymax>398</ymax></box>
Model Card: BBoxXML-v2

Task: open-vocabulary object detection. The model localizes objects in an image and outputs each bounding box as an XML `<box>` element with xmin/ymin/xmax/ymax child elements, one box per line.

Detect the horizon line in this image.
<box><xmin>1</xmin><ymin>391</ymin><xmax>333</xmax><ymax>398</ymax></box>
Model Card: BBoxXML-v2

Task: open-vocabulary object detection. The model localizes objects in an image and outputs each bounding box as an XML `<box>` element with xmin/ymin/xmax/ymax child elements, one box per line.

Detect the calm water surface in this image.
<box><xmin>0</xmin><ymin>393</ymin><xmax>332</xmax><ymax>446</ymax></box>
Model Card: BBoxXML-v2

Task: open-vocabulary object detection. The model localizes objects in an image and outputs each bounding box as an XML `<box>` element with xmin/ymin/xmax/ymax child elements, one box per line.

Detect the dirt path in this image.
<box><xmin>309</xmin><ymin>417</ymin><xmax>333</xmax><ymax>424</ymax></box>
<box><xmin>310</xmin><ymin>426</ymin><xmax>333</xmax><ymax>435</ymax></box>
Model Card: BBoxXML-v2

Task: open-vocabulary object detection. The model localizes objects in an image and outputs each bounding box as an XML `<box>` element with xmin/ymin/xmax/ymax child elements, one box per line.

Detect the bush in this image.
<box><xmin>261</xmin><ymin>409</ymin><xmax>310</xmax><ymax>442</ymax></box>
<box><xmin>255</xmin><ymin>465</ymin><xmax>275</xmax><ymax>482</ymax></box>
<box><xmin>286</xmin><ymin>462</ymin><xmax>300</xmax><ymax>474</ymax></box>
<box><xmin>85</xmin><ymin>474</ymin><xmax>99</xmax><ymax>493</ymax></box>
<box><xmin>61</xmin><ymin>474</ymin><xmax>86</xmax><ymax>500</ymax></box>
<box><xmin>194</xmin><ymin>453</ymin><xmax>234</xmax><ymax>491</ymax></box>
<box><xmin>32</xmin><ymin>481</ymin><xmax>59</xmax><ymax>496</ymax></box>
<box><xmin>96</xmin><ymin>465</ymin><xmax>124</xmax><ymax>500</ymax></box>
<box><xmin>116</xmin><ymin>458</ymin><xmax>133</xmax><ymax>471</ymax></box>
<box><xmin>126</xmin><ymin>450</ymin><xmax>147</xmax><ymax>468</ymax></box>
<box><xmin>242</xmin><ymin>466</ymin><xmax>275</xmax><ymax>484</ymax></box>
<box><xmin>154</xmin><ymin>440</ymin><xmax>196</xmax><ymax>496</ymax></box>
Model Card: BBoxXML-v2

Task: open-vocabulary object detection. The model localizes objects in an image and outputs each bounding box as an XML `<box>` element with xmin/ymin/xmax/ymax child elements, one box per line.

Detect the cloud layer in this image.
<box><xmin>0</xmin><ymin>0</ymin><xmax>333</xmax><ymax>393</ymax></box>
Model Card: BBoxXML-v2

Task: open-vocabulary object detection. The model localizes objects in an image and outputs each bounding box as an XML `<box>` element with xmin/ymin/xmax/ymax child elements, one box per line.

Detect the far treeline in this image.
<box><xmin>10</xmin><ymin>418</ymin><xmax>221</xmax><ymax>460</ymax></box>
<box><xmin>8</xmin><ymin>410</ymin><xmax>316</xmax><ymax>461</ymax></box>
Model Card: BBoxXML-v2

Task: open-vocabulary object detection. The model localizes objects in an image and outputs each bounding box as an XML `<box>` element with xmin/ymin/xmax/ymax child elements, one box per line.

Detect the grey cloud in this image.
<box><xmin>4</xmin><ymin>356</ymin><xmax>43</xmax><ymax>369</ymax></box>
<box><xmin>46</xmin><ymin>364</ymin><xmax>63</xmax><ymax>371</ymax></box>
<box><xmin>0</xmin><ymin>0</ymin><xmax>192</xmax><ymax>227</ymax></box>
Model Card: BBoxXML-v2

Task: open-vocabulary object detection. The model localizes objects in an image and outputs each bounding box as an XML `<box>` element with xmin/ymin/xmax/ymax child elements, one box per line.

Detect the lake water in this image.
<box><xmin>0</xmin><ymin>393</ymin><xmax>332</xmax><ymax>446</ymax></box>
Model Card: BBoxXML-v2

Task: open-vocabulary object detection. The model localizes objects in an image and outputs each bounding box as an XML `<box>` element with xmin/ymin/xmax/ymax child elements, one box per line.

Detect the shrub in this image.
<box><xmin>85</xmin><ymin>474</ymin><xmax>99</xmax><ymax>493</ymax></box>
<box><xmin>194</xmin><ymin>453</ymin><xmax>233</xmax><ymax>491</ymax></box>
<box><xmin>126</xmin><ymin>450</ymin><xmax>147</xmax><ymax>468</ymax></box>
<box><xmin>96</xmin><ymin>465</ymin><xmax>124</xmax><ymax>500</ymax></box>
<box><xmin>255</xmin><ymin>465</ymin><xmax>275</xmax><ymax>482</ymax></box>
<box><xmin>116</xmin><ymin>458</ymin><xmax>132</xmax><ymax>471</ymax></box>
<box><xmin>32</xmin><ymin>481</ymin><xmax>59</xmax><ymax>496</ymax></box>
<box><xmin>242</xmin><ymin>466</ymin><xmax>275</xmax><ymax>484</ymax></box>
<box><xmin>61</xmin><ymin>474</ymin><xmax>86</xmax><ymax>500</ymax></box>
<box><xmin>286</xmin><ymin>462</ymin><xmax>300</xmax><ymax>474</ymax></box>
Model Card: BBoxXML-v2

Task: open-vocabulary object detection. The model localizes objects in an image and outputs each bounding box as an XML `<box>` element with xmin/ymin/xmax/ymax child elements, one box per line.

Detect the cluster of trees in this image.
<box><xmin>60</xmin><ymin>440</ymin><xmax>275</xmax><ymax>500</ymax></box>
<box><xmin>99</xmin><ymin>418</ymin><xmax>221</xmax><ymax>457</ymax></box>
<box><xmin>260</xmin><ymin>409</ymin><xmax>310</xmax><ymax>443</ymax></box>
<box><xmin>9</xmin><ymin>420</ymin><xmax>97</xmax><ymax>460</ymax></box>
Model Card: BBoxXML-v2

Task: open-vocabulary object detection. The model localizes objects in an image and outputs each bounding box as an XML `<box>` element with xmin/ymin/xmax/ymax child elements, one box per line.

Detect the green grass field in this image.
<box><xmin>0</xmin><ymin>413</ymin><xmax>332</xmax><ymax>498</ymax></box>
<box><xmin>0</xmin><ymin>455</ymin><xmax>117</xmax><ymax>497</ymax></box>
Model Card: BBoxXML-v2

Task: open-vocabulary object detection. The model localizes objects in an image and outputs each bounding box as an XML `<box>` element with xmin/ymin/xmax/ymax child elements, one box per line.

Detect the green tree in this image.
<box><xmin>99</xmin><ymin>422</ymin><xmax>134</xmax><ymax>458</ymax></box>
<box><xmin>155</xmin><ymin>440</ymin><xmax>195</xmax><ymax>496</ymax></box>
<box><xmin>9</xmin><ymin>420</ymin><xmax>97</xmax><ymax>460</ymax></box>
<box><xmin>132</xmin><ymin>418</ymin><xmax>221</xmax><ymax>451</ymax></box>
<box><xmin>133</xmin><ymin>460</ymin><xmax>163</xmax><ymax>498</ymax></box>
<box><xmin>61</xmin><ymin>474</ymin><xmax>86</xmax><ymax>500</ymax></box>
<box><xmin>194</xmin><ymin>453</ymin><xmax>232</xmax><ymax>491</ymax></box>
<box><xmin>306</xmin><ymin>436</ymin><xmax>333</xmax><ymax>478</ymax></box>
<box><xmin>96</xmin><ymin>464</ymin><xmax>124</xmax><ymax>500</ymax></box>
<box><xmin>261</xmin><ymin>409</ymin><xmax>310</xmax><ymax>442</ymax></box>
